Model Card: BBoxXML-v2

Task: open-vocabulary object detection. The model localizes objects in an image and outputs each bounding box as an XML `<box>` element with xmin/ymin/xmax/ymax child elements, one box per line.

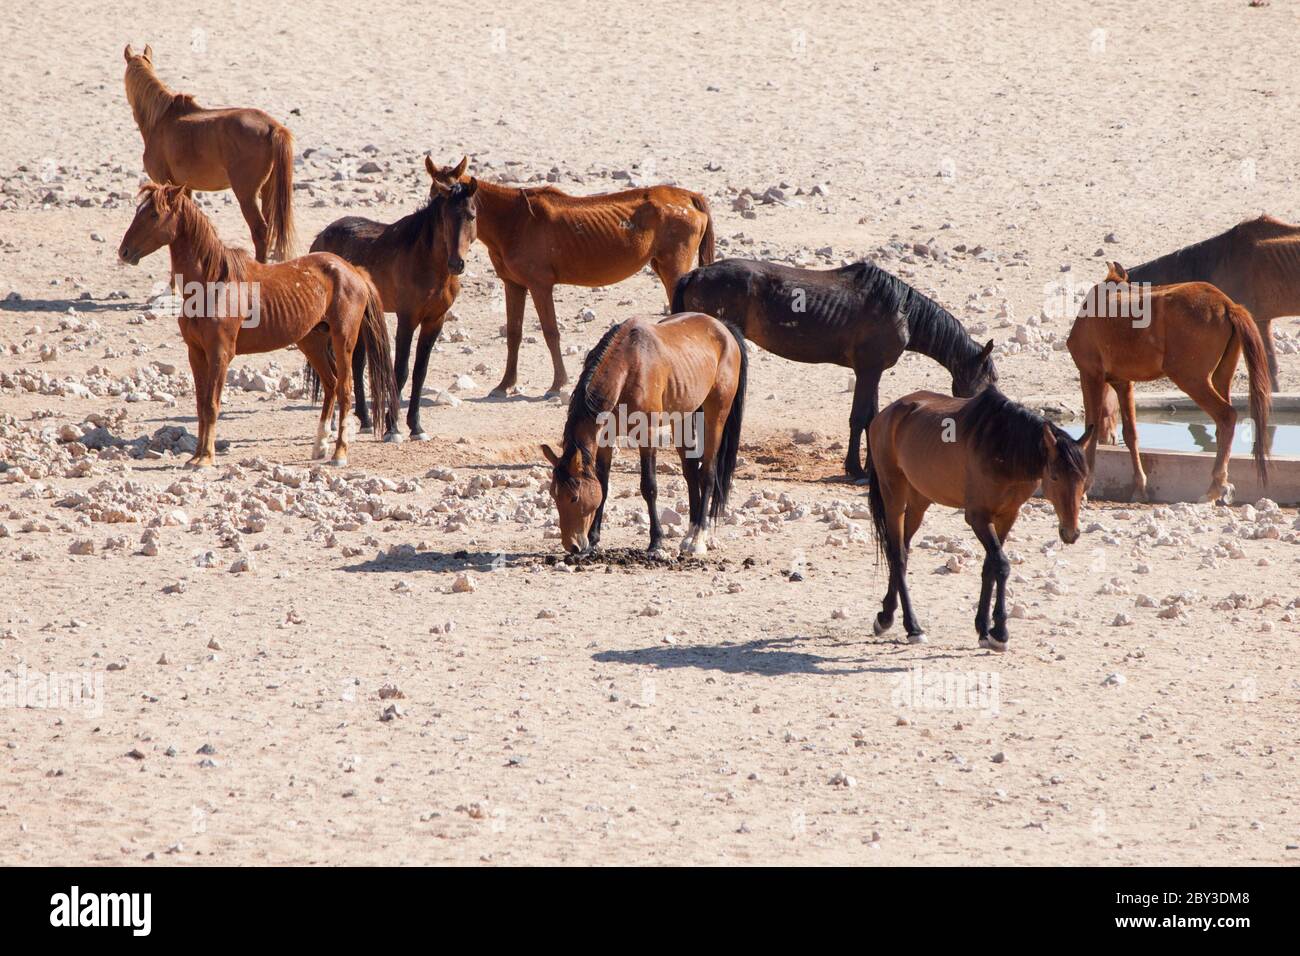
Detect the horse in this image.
<box><xmin>671</xmin><ymin>257</ymin><xmax>997</xmax><ymax>478</ymax></box>
<box><xmin>123</xmin><ymin>45</ymin><xmax>296</xmax><ymax>263</ymax></box>
<box><xmin>1067</xmin><ymin>262</ymin><xmax>1270</xmax><ymax>504</ymax></box>
<box><xmin>541</xmin><ymin>313</ymin><xmax>747</xmax><ymax>557</ymax></box>
<box><xmin>866</xmin><ymin>388</ymin><xmax>1092</xmax><ymax>652</ymax></box>
<box><xmin>426</xmin><ymin>157</ymin><xmax>715</xmax><ymax>396</ymax></box>
<box><xmin>310</xmin><ymin>166</ymin><xmax>479</xmax><ymax>441</ymax></box>
<box><xmin>117</xmin><ymin>182</ymin><xmax>399</xmax><ymax>468</ymax></box>
<box><xmin>1125</xmin><ymin>214</ymin><xmax>1300</xmax><ymax>391</ymax></box>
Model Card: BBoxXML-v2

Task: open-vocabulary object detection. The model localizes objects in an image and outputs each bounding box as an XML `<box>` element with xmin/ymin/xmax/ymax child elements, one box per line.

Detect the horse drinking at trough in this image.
<box><xmin>426</xmin><ymin>157</ymin><xmax>715</xmax><ymax>396</ymax></box>
<box><xmin>123</xmin><ymin>45</ymin><xmax>296</xmax><ymax>263</ymax></box>
<box><xmin>542</xmin><ymin>313</ymin><xmax>747</xmax><ymax>557</ymax></box>
<box><xmin>311</xmin><ymin>164</ymin><xmax>479</xmax><ymax>441</ymax></box>
<box><xmin>117</xmin><ymin>182</ymin><xmax>399</xmax><ymax>468</ymax></box>
<box><xmin>1067</xmin><ymin>262</ymin><xmax>1270</xmax><ymax>504</ymax></box>
<box><xmin>867</xmin><ymin>388</ymin><xmax>1092</xmax><ymax>651</ymax></box>
<box><xmin>671</xmin><ymin>258</ymin><xmax>997</xmax><ymax>478</ymax></box>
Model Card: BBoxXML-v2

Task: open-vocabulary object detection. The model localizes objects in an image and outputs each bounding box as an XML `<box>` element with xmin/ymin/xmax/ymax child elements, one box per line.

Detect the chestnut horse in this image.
<box><xmin>542</xmin><ymin>313</ymin><xmax>747</xmax><ymax>557</ymax></box>
<box><xmin>118</xmin><ymin>183</ymin><xmax>398</xmax><ymax>467</ymax></box>
<box><xmin>867</xmin><ymin>388</ymin><xmax>1092</xmax><ymax>651</ymax></box>
<box><xmin>1067</xmin><ymin>263</ymin><xmax>1270</xmax><ymax>504</ymax></box>
<box><xmin>311</xmin><ymin>165</ymin><xmax>479</xmax><ymax>441</ymax></box>
<box><xmin>672</xmin><ymin>257</ymin><xmax>997</xmax><ymax>477</ymax></box>
<box><xmin>123</xmin><ymin>45</ymin><xmax>296</xmax><ymax>263</ymax></box>
<box><xmin>427</xmin><ymin>157</ymin><xmax>715</xmax><ymax>396</ymax></box>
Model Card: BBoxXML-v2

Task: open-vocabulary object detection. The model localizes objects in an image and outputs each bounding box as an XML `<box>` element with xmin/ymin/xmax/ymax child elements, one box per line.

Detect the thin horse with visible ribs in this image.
<box><xmin>672</xmin><ymin>258</ymin><xmax>997</xmax><ymax>477</ymax></box>
<box><xmin>123</xmin><ymin>45</ymin><xmax>296</xmax><ymax>263</ymax></box>
<box><xmin>427</xmin><ymin>157</ymin><xmax>715</xmax><ymax>396</ymax></box>
<box><xmin>311</xmin><ymin>162</ymin><xmax>479</xmax><ymax>441</ymax></box>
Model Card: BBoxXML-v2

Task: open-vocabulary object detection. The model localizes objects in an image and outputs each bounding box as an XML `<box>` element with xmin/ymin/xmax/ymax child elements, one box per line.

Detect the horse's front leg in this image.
<box><xmin>587</xmin><ymin>445</ymin><xmax>613</xmax><ymax>551</ymax></box>
<box><xmin>184</xmin><ymin>340</ymin><xmax>210</xmax><ymax>468</ymax></box>
<box><xmin>639</xmin><ymin>447</ymin><xmax>664</xmax><ymax>556</ymax></box>
<box><xmin>968</xmin><ymin>514</ymin><xmax>1010</xmax><ymax>651</ymax></box>
<box><xmin>531</xmin><ymin>285</ymin><xmax>568</xmax><ymax>395</ymax></box>
<box><xmin>491</xmin><ymin>280</ymin><xmax>527</xmax><ymax>396</ymax></box>
<box><xmin>407</xmin><ymin>317</ymin><xmax>445</xmax><ymax>441</ymax></box>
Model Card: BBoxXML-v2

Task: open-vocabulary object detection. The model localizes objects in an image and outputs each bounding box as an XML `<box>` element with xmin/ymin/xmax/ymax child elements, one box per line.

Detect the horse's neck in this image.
<box><xmin>472</xmin><ymin>181</ymin><xmax>525</xmax><ymax>252</ymax></box>
<box><xmin>168</xmin><ymin>214</ymin><xmax>226</xmax><ymax>286</ymax></box>
<box><xmin>127</xmin><ymin>69</ymin><xmax>177</xmax><ymax>136</ymax></box>
<box><xmin>904</xmin><ymin>310</ymin><xmax>978</xmax><ymax>373</ymax></box>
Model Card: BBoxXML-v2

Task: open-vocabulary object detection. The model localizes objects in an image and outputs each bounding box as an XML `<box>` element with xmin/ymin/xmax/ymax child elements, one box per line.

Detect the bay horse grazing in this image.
<box><xmin>117</xmin><ymin>183</ymin><xmax>399</xmax><ymax>467</ymax></box>
<box><xmin>427</xmin><ymin>157</ymin><xmax>715</xmax><ymax>396</ymax></box>
<box><xmin>673</xmin><ymin>258</ymin><xmax>998</xmax><ymax>478</ymax></box>
<box><xmin>1126</xmin><ymin>214</ymin><xmax>1300</xmax><ymax>391</ymax></box>
<box><xmin>1067</xmin><ymin>262</ymin><xmax>1270</xmax><ymax>504</ymax></box>
<box><xmin>541</xmin><ymin>313</ymin><xmax>747</xmax><ymax>557</ymax></box>
<box><xmin>311</xmin><ymin>165</ymin><xmax>479</xmax><ymax>441</ymax></box>
<box><xmin>123</xmin><ymin>45</ymin><xmax>296</xmax><ymax>263</ymax></box>
<box><xmin>867</xmin><ymin>388</ymin><xmax>1092</xmax><ymax>651</ymax></box>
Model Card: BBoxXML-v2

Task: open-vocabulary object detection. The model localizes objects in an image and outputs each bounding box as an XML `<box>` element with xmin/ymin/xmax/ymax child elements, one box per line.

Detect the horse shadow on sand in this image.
<box><xmin>594</xmin><ymin>635</ymin><xmax>972</xmax><ymax>678</ymax></box>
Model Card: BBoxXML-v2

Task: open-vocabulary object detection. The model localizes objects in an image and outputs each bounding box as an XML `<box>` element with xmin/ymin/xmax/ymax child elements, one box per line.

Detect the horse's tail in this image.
<box><xmin>264</xmin><ymin>124</ymin><xmax>298</xmax><ymax>261</ymax></box>
<box><xmin>355</xmin><ymin>267</ymin><xmax>399</xmax><ymax>439</ymax></box>
<box><xmin>1225</xmin><ymin>301</ymin><xmax>1271</xmax><ymax>484</ymax></box>
<box><xmin>865</xmin><ymin>449</ymin><xmax>889</xmax><ymax>568</ymax></box>
<box><xmin>710</xmin><ymin>323</ymin><xmax>747</xmax><ymax>518</ymax></box>
<box><xmin>691</xmin><ymin>194</ymin><xmax>715</xmax><ymax>266</ymax></box>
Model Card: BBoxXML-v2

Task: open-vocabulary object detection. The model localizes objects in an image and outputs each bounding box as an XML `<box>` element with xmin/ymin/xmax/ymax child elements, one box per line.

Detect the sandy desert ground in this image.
<box><xmin>1</xmin><ymin>1</ymin><xmax>1298</xmax><ymax>865</ymax></box>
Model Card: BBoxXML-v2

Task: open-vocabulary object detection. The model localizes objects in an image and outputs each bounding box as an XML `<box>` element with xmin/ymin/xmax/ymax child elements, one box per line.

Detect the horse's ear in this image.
<box><xmin>450</xmin><ymin>156</ymin><xmax>468</xmax><ymax>179</ymax></box>
<box><xmin>978</xmin><ymin>338</ymin><xmax>995</xmax><ymax>361</ymax></box>
<box><xmin>159</xmin><ymin>183</ymin><xmax>184</xmax><ymax>208</ymax></box>
<box><xmin>1042</xmin><ymin>423</ymin><xmax>1058</xmax><ymax>456</ymax></box>
<box><xmin>424</xmin><ymin>154</ymin><xmax>438</xmax><ymax>179</ymax></box>
<box><xmin>541</xmin><ymin>444</ymin><xmax>560</xmax><ymax>466</ymax></box>
<box><xmin>1106</xmin><ymin>261</ymin><xmax>1128</xmax><ymax>283</ymax></box>
<box><xmin>124</xmin><ymin>44</ymin><xmax>134</xmax><ymax>62</ymax></box>
<box><xmin>1078</xmin><ymin>423</ymin><xmax>1096</xmax><ymax>448</ymax></box>
<box><xmin>142</xmin><ymin>44</ymin><xmax>153</xmax><ymax>61</ymax></box>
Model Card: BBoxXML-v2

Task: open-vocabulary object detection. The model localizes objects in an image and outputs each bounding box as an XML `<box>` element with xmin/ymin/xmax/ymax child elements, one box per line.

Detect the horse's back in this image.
<box><xmin>311</xmin><ymin>217</ymin><xmax>387</xmax><ymax>260</ymax></box>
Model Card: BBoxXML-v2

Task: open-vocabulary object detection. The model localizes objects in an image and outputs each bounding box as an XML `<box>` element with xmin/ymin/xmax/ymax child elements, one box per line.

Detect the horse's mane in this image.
<box><xmin>124</xmin><ymin>59</ymin><xmax>198</xmax><ymax>134</ymax></box>
<box><xmin>560</xmin><ymin>321</ymin><xmax>627</xmax><ymax>466</ymax></box>
<box><xmin>141</xmin><ymin>185</ymin><xmax>250</xmax><ymax>284</ymax></box>
<box><xmin>962</xmin><ymin>387</ymin><xmax>1086</xmax><ymax>482</ymax></box>
<box><xmin>387</xmin><ymin>181</ymin><xmax>473</xmax><ymax>250</ymax></box>
<box><xmin>1126</xmin><ymin>215</ymin><xmax>1300</xmax><ymax>285</ymax></box>
<box><xmin>843</xmin><ymin>260</ymin><xmax>991</xmax><ymax>378</ymax></box>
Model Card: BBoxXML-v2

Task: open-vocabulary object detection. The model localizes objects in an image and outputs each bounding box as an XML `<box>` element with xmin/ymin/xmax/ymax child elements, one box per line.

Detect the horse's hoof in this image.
<box><xmin>328</xmin><ymin>456</ymin><xmax>348</xmax><ymax>468</ymax></box>
<box><xmin>409</xmin><ymin>431</ymin><xmax>430</xmax><ymax>442</ymax></box>
<box><xmin>1211</xmin><ymin>483</ymin><xmax>1235</xmax><ymax>506</ymax></box>
<box><xmin>383</xmin><ymin>430</ymin><xmax>404</xmax><ymax>444</ymax></box>
<box><xmin>872</xmin><ymin>614</ymin><xmax>892</xmax><ymax>635</ymax></box>
<box><xmin>1131</xmin><ymin>487</ymin><xmax>1149</xmax><ymax>504</ymax></box>
<box><xmin>978</xmin><ymin>637</ymin><xmax>991</xmax><ymax>649</ymax></box>
<box><xmin>358</xmin><ymin>424</ymin><xmax>374</xmax><ymax>435</ymax></box>
<box><xmin>647</xmin><ymin>547</ymin><xmax>670</xmax><ymax>562</ymax></box>
<box><xmin>489</xmin><ymin>386</ymin><xmax>511</xmax><ymax>398</ymax></box>
<box><xmin>906</xmin><ymin>631</ymin><xmax>928</xmax><ymax>645</ymax></box>
<box><xmin>984</xmin><ymin>636</ymin><xmax>1009</xmax><ymax>653</ymax></box>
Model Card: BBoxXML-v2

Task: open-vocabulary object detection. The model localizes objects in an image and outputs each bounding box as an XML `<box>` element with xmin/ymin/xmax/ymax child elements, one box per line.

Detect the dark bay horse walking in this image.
<box><xmin>427</xmin><ymin>157</ymin><xmax>715</xmax><ymax>396</ymax></box>
<box><xmin>311</xmin><ymin>167</ymin><xmax>478</xmax><ymax>441</ymax></box>
<box><xmin>123</xmin><ymin>45</ymin><xmax>296</xmax><ymax>262</ymax></box>
<box><xmin>542</xmin><ymin>313</ymin><xmax>746</xmax><ymax>557</ymax></box>
<box><xmin>672</xmin><ymin>258</ymin><xmax>997</xmax><ymax>477</ymax></box>
<box><xmin>1126</xmin><ymin>214</ymin><xmax>1300</xmax><ymax>391</ymax></box>
<box><xmin>867</xmin><ymin>388</ymin><xmax>1091</xmax><ymax>651</ymax></box>
<box><xmin>117</xmin><ymin>183</ymin><xmax>398</xmax><ymax>467</ymax></box>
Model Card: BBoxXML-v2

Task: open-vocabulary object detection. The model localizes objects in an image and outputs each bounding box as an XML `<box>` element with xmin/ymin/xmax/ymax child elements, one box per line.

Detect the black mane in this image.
<box><xmin>1126</xmin><ymin>223</ymin><xmax>1238</xmax><ymax>285</ymax></box>
<box><xmin>844</xmin><ymin>260</ymin><xmax>992</xmax><ymax>379</ymax></box>
<box><xmin>560</xmin><ymin>321</ymin><xmax>625</xmax><ymax>466</ymax></box>
<box><xmin>963</xmin><ymin>387</ymin><xmax>1087</xmax><ymax>481</ymax></box>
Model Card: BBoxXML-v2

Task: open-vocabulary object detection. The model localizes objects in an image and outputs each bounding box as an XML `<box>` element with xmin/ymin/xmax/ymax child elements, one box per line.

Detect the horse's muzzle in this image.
<box><xmin>1059</xmin><ymin>526</ymin><xmax>1080</xmax><ymax>545</ymax></box>
<box><xmin>118</xmin><ymin>247</ymin><xmax>140</xmax><ymax>266</ymax></box>
<box><xmin>448</xmin><ymin>258</ymin><xmax>465</xmax><ymax>276</ymax></box>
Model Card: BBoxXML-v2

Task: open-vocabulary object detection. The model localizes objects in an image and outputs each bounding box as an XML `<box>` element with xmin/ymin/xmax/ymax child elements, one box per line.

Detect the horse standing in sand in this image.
<box><xmin>867</xmin><ymin>388</ymin><xmax>1092</xmax><ymax>651</ymax></box>
<box><xmin>427</xmin><ymin>157</ymin><xmax>715</xmax><ymax>396</ymax></box>
<box><xmin>311</xmin><ymin>164</ymin><xmax>479</xmax><ymax>441</ymax></box>
<box><xmin>1067</xmin><ymin>262</ymin><xmax>1270</xmax><ymax>504</ymax></box>
<box><xmin>123</xmin><ymin>45</ymin><xmax>296</xmax><ymax>263</ymax></box>
<box><xmin>118</xmin><ymin>183</ymin><xmax>398</xmax><ymax>467</ymax></box>
<box><xmin>542</xmin><ymin>313</ymin><xmax>747</xmax><ymax>557</ymax></box>
<box><xmin>672</xmin><ymin>258</ymin><xmax>997</xmax><ymax>478</ymax></box>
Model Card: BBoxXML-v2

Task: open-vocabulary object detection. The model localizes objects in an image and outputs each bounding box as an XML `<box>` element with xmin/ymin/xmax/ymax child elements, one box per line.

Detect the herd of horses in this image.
<box><xmin>110</xmin><ymin>45</ymin><xmax>1290</xmax><ymax>650</ymax></box>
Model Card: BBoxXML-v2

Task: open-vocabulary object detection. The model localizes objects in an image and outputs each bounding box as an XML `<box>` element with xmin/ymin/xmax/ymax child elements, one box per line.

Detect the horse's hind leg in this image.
<box><xmin>299</xmin><ymin>333</ymin><xmax>337</xmax><ymax>460</ymax></box>
<box><xmin>328</xmin><ymin>324</ymin><xmax>359</xmax><ymax>467</ymax></box>
<box><xmin>231</xmin><ymin>175</ymin><xmax>270</xmax><ymax>263</ymax></box>
<box><xmin>1114</xmin><ymin>380</ymin><xmax>1147</xmax><ymax>502</ymax></box>
<box><xmin>845</xmin><ymin>365</ymin><xmax>880</xmax><ymax>480</ymax></box>
<box><xmin>1176</xmin><ymin>373</ymin><xmax>1237</xmax><ymax>503</ymax></box>
<box><xmin>351</xmin><ymin>345</ymin><xmax>370</xmax><ymax>434</ymax></box>
<box><xmin>681</xmin><ymin>398</ymin><xmax>726</xmax><ymax>557</ymax></box>
<box><xmin>873</xmin><ymin>474</ymin><xmax>926</xmax><ymax>643</ymax></box>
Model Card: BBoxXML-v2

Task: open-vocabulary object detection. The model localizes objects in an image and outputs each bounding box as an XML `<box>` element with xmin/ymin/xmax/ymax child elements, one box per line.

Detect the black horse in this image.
<box><xmin>673</xmin><ymin>258</ymin><xmax>997</xmax><ymax>478</ymax></box>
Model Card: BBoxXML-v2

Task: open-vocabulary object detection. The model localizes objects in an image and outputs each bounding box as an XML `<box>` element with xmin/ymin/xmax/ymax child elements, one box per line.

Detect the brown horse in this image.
<box><xmin>1067</xmin><ymin>263</ymin><xmax>1270</xmax><ymax>504</ymax></box>
<box><xmin>672</xmin><ymin>257</ymin><xmax>997</xmax><ymax>477</ymax></box>
<box><xmin>867</xmin><ymin>388</ymin><xmax>1092</xmax><ymax>651</ymax></box>
<box><xmin>117</xmin><ymin>182</ymin><xmax>398</xmax><ymax>467</ymax></box>
<box><xmin>542</xmin><ymin>313</ymin><xmax>746</xmax><ymax>557</ymax></box>
<box><xmin>427</xmin><ymin>157</ymin><xmax>715</xmax><ymax>396</ymax></box>
<box><xmin>311</xmin><ymin>163</ymin><xmax>479</xmax><ymax>441</ymax></box>
<box><xmin>123</xmin><ymin>45</ymin><xmax>296</xmax><ymax>263</ymax></box>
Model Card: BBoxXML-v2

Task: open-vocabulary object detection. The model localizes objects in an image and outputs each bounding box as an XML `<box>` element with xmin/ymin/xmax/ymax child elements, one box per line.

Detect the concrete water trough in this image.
<box><xmin>1065</xmin><ymin>393</ymin><xmax>1300</xmax><ymax>506</ymax></box>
